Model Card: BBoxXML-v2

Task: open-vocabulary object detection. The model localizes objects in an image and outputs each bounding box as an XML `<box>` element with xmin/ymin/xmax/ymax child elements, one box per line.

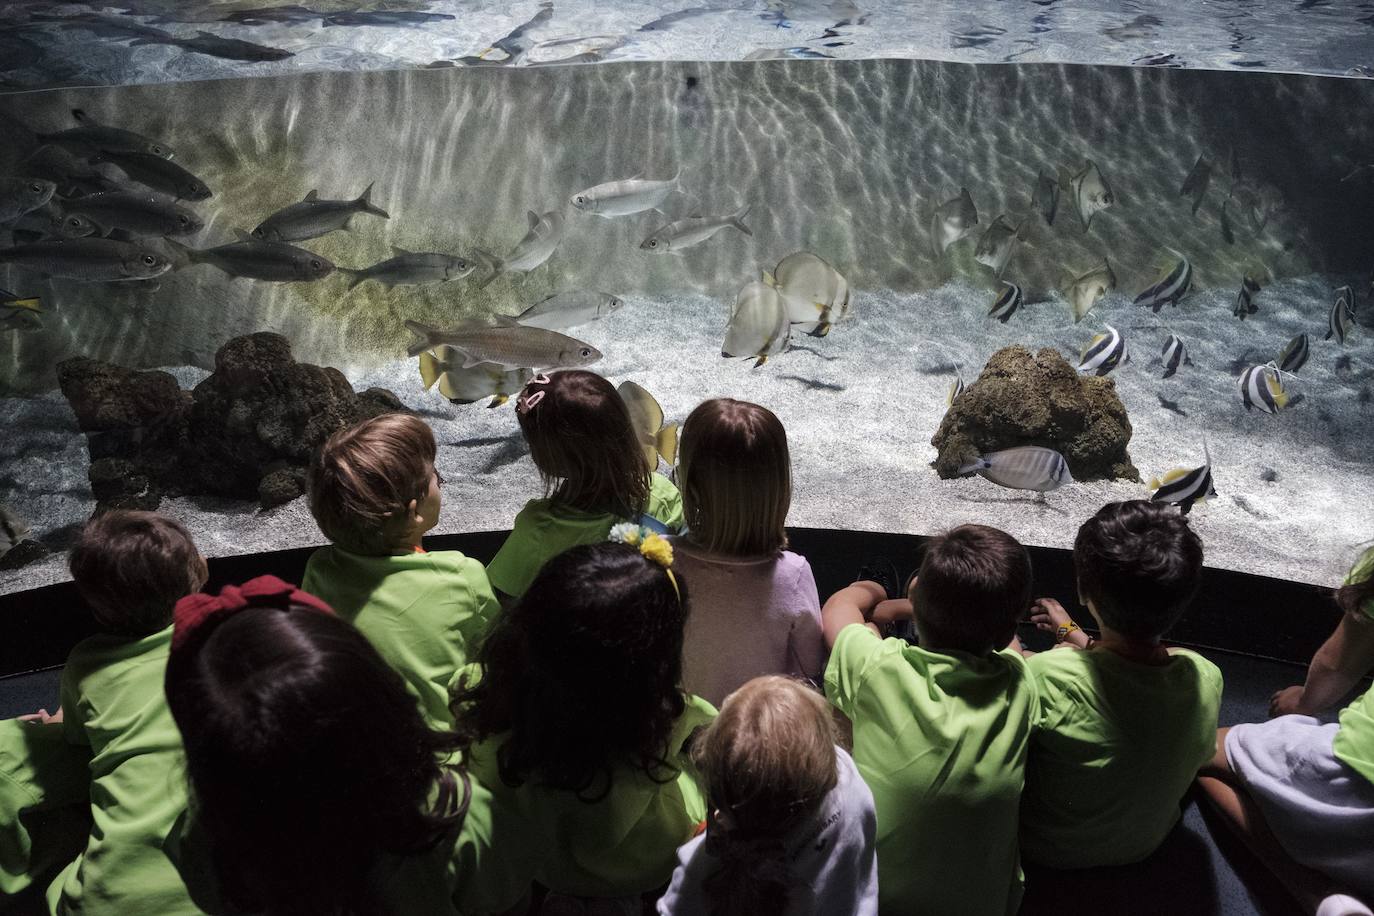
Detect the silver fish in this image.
<box><xmin>1064</xmin><ymin>259</ymin><xmax>1116</xmax><ymax>323</ymax></box>
<box><xmin>988</xmin><ymin>282</ymin><xmax>1023</xmax><ymax>322</ymax></box>
<box><xmin>171</xmin><ymin>232</ymin><xmax>333</xmax><ymax>282</ymax></box>
<box><xmin>1238</xmin><ymin>364</ymin><xmax>1288</xmax><ymax>413</ymax></box>
<box><xmin>959</xmin><ymin>446</ymin><xmax>1073</xmax><ymax>493</ymax></box>
<box><xmin>0</xmin><ymin>238</ymin><xmax>170</xmax><ymax>281</ymax></box>
<box><xmin>515</xmin><ymin>290</ymin><xmax>624</xmax><ymax>330</ymax></box>
<box><xmin>90</xmin><ymin>150</ymin><xmax>212</xmax><ymax>201</ymax></box>
<box><xmin>1060</xmin><ymin>160</ymin><xmax>1115</xmax><ymax>232</ymax></box>
<box><xmin>930</xmin><ymin>187</ymin><xmax>978</xmax><ymax>257</ymax></box>
<box><xmin>476</xmin><ymin>210</ymin><xmax>566</xmax><ymax>288</ymax></box>
<box><xmin>1326</xmin><ymin>286</ymin><xmax>1355</xmax><ymax>344</ymax></box>
<box><xmin>1149</xmin><ymin>444</ymin><xmax>1216</xmax><ymax>515</ymax></box>
<box><xmin>22</xmin><ymin>144</ymin><xmax>120</xmax><ymax>197</ymax></box>
<box><xmin>1133</xmin><ymin>255</ymin><xmax>1192</xmax><ymax>312</ymax></box>
<box><xmin>343</xmin><ymin>247</ymin><xmax>473</xmax><ymax>290</ymax></box>
<box><xmin>8</xmin><ymin>201</ymin><xmax>94</xmax><ymax>239</ymax></box>
<box><xmin>1032</xmin><ymin>170</ymin><xmax>1059</xmax><ymax>226</ymax></box>
<box><xmin>0</xmin><ymin>177</ymin><xmax>57</xmax><ymax>223</ymax></box>
<box><xmin>404</xmin><ymin>316</ymin><xmax>601</xmax><ymax>371</ymax></box>
<box><xmin>0</xmin><ymin>504</ymin><xmax>31</xmax><ymax>560</ymax></box>
<box><xmin>974</xmin><ymin>215</ymin><xmax>1022</xmax><ymax>278</ymax></box>
<box><xmin>1078</xmin><ymin>324</ymin><xmax>1129</xmax><ymax>376</ymax></box>
<box><xmin>252</xmin><ymin>184</ymin><xmax>389</xmax><ymax>243</ymax></box>
<box><xmin>39</xmin><ymin>109</ymin><xmax>174</xmax><ymax>160</ymax></box>
<box><xmin>129</xmin><ymin>31</ymin><xmax>295</xmax><ymax>62</ymax></box>
<box><xmin>1180</xmin><ymin>155</ymin><xmax>1211</xmax><ymax>216</ymax></box>
<box><xmin>640</xmin><ymin>205</ymin><xmax>752</xmax><ymax>254</ymax></box>
<box><xmin>1161</xmin><ymin>333</ymin><xmax>1189</xmax><ymax>379</ymax></box>
<box><xmin>619</xmin><ymin>381</ymin><xmax>679</xmax><ymax>471</ymax></box>
<box><xmin>722</xmin><ymin>279</ymin><xmax>789</xmax><ymax>368</ymax></box>
<box><xmin>1277</xmin><ymin>334</ymin><xmax>1309</xmax><ymax>374</ymax></box>
<box><xmin>418</xmin><ymin>346</ymin><xmax>531</xmax><ymax>407</ymax></box>
<box><xmin>570</xmin><ymin>171</ymin><xmax>682</xmax><ymax>217</ymax></box>
<box><xmin>61</xmin><ymin>190</ymin><xmax>203</xmax><ymax>239</ymax></box>
<box><xmin>1233</xmin><ymin>276</ymin><xmax>1261</xmax><ymax>320</ymax></box>
<box><xmin>766</xmin><ymin>251</ymin><xmax>850</xmax><ymax>337</ymax></box>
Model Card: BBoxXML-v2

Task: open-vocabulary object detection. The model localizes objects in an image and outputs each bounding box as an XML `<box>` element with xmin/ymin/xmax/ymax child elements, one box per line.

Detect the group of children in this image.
<box><xmin>1</xmin><ymin>367</ymin><xmax>1371</xmax><ymax>915</ymax></box>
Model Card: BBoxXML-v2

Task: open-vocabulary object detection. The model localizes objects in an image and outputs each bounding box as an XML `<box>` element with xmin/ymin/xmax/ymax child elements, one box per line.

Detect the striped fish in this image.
<box><xmin>946</xmin><ymin>375</ymin><xmax>965</xmax><ymax>406</ymax></box>
<box><xmin>1149</xmin><ymin>444</ymin><xmax>1216</xmax><ymax>515</ymax></box>
<box><xmin>988</xmin><ymin>282</ymin><xmax>1023</xmax><ymax>323</ymax></box>
<box><xmin>1238</xmin><ymin>364</ymin><xmax>1289</xmax><ymax>413</ymax></box>
<box><xmin>1133</xmin><ymin>255</ymin><xmax>1193</xmax><ymax>312</ymax></box>
<box><xmin>958</xmin><ymin>446</ymin><xmax>1073</xmax><ymax>493</ymax></box>
<box><xmin>1326</xmin><ymin>285</ymin><xmax>1355</xmax><ymax>344</ymax></box>
<box><xmin>1277</xmin><ymin>334</ymin><xmax>1309</xmax><ymax>374</ymax></box>
<box><xmin>1078</xmin><ymin>324</ymin><xmax>1129</xmax><ymax>376</ymax></box>
<box><xmin>1160</xmin><ymin>333</ymin><xmax>1189</xmax><ymax>379</ymax></box>
<box><xmin>1232</xmin><ymin>276</ymin><xmax>1261</xmax><ymax>320</ymax></box>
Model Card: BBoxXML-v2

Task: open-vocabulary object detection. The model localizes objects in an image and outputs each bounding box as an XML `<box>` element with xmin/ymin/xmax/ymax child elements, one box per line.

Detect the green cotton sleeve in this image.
<box><xmin>484</xmin><ymin>506</ymin><xmax>542</xmax><ymax>599</ymax></box>
<box><xmin>58</xmin><ymin>663</ymin><xmax>90</xmax><ymax>749</ymax></box>
<box><xmin>823</xmin><ymin>624</ymin><xmax>883</xmax><ymax>720</ymax></box>
<box><xmin>454</xmin><ymin>556</ymin><xmax>501</xmax><ymax>644</ymax></box>
<box><xmin>0</xmin><ymin>720</ymin><xmax>92</xmax><ymax>896</ymax></box>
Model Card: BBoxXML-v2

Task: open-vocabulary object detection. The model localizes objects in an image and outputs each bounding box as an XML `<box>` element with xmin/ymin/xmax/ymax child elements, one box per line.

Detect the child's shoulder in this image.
<box><xmin>64</xmin><ymin>627</ymin><xmax>171</xmax><ymax>689</ymax></box>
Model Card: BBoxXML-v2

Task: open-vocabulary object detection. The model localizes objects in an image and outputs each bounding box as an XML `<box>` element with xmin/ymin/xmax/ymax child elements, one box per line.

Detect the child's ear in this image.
<box><xmin>407</xmin><ymin>498</ymin><xmax>421</xmax><ymax>524</ymax></box>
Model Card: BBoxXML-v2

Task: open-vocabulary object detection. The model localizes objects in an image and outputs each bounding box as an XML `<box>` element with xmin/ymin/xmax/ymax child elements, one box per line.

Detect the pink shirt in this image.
<box><xmin>669</xmin><ymin>538</ymin><xmax>826</xmax><ymax>708</ymax></box>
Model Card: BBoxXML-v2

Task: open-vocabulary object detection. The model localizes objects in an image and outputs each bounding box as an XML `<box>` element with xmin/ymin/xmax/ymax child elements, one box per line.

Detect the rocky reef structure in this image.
<box><xmin>58</xmin><ymin>332</ymin><xmax>406</xmax><ymax>514</ymax></box>
<box><xmin>932</xmin><ymin>345</ymin><xmax>1138</xmax><ymax>482</ymax></box>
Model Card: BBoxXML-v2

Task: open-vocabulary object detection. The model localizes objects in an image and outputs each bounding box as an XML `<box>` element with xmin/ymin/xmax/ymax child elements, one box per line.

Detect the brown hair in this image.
<box><xmin>69</xmin><ymin>510</ymin><xmax>207</xmax><ymax>637</ymax></box>
<box><xmin>1073</xmin><ymin>500</ymin><xmax>1203</xmax><ymax>642</ymax></box>
<box><xmin>912</xmin><ymin>524</ymin><xmax>1032</xmax><ymax>655</ymax></box>
<box><xmin>515</xmin><ymin>370</ymin><xmax>649</xmax><ymax>520</ymax></box>
<box><xmin>678</xmin><ymin>399</ymin><xmax>791</xmax><ymax>556</ymax></box>
<box><xmin>307</xmin><ymin>413</ymin><xmax>436</xmax><ymax>555</ymax></box>
<box><xmin>692</xmin><ymin>676</ymin><xmax>838</xmax><ymax>916</ymax></box>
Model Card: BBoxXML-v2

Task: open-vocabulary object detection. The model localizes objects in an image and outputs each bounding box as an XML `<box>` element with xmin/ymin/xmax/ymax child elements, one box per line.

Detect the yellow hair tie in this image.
<box><xmin>609</xmin><ymin>524</ymin><xmax>680</xmax><ymax>599</ymax></box>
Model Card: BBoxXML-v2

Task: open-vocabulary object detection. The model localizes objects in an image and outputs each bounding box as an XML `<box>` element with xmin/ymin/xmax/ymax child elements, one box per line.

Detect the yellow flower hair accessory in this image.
<box><xmin>639</xmin><ymin>532</ymin><xmax>674</xmax><ymax>570</ymax></box>
<box><xmin>608</xmin><ymin>524</ymin><xmax>680</xmax><ymax>600</ymax></box>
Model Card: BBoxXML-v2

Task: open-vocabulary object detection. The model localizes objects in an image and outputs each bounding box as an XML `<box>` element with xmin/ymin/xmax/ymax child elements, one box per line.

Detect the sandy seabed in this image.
<box><xmin>2</xmin><ymin>274</ymin><xmax>1372</xmax><ymax>596</ymax></box>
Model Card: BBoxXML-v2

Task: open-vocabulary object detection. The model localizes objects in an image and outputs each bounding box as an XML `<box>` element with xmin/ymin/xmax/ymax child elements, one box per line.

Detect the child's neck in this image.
<box><xmin>1095</xmin><ymin>628</ymin><xmax>1169</xmax><ymax>665</ymax></box>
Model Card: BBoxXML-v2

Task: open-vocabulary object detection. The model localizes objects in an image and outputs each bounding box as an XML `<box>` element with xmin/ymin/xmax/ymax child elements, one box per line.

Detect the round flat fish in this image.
<box><xmin>722</xmin><ymin>280</ymin><xmax>789</xmax><ymax>368</ymax></box>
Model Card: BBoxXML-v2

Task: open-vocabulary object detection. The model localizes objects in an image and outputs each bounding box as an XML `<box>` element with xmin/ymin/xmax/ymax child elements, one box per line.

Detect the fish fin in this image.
<box><xmin>342</xmin><ymin>268</ymin><xmax>367</xmax><ymax>291</ymax></box>
<box><xmin>761</xmin><ymin>270</ymin><xmax>776</xmax><ymax>286</ymax></box>
<box><xmin>1158</xmin><ymin>468</ymin><xmax>1189</xmax><ymax>485</ymax></box>
<box><xmin>232</xmin><ymin>228</ymin><xmax>253</xmax><ymax>242</ymax></box>
<box><xmin>489</xmin><ymin>313</ymin><xmax>520</xmax><ymax>327</ymax></box>
<box><xmin>487</xmin><ymin>394</ymin><xmax>510</xmax><ymax>408</ymax></box>
<box><xmin>304</xmin><ymin>189</ymin><xmax>319</xmax><ymax>201</ymax></box>
<box><xmin>753</xmin><ymin>355</ymin><xmax>768</xmax><ymax>368</ymax></box>
<box><xmin>358</xmin><ymin>181</ymin><xmax>389</xmax><ymax>219</ymax></box>
<box><xmin>71</xmin><ymin>109</ymin><xmax>94</xmax><ymax>126</ymax></box>
<box><xmin>957</xmin><ymin>458</ymin><xmax>989</xmax><ymax>476</ymax></box>
<box><xmin>730</xmin><ymin>203</ymin><xmax>753</xmax><ymax>237</ymax></box>
<box><xmin>1057</xmin><ymin>165</ymin><xmax>1073</xmax><ymax>192</ymax></box>
<box><xmin>460</xmin><ymin>352</ymin><xmax>488</xmax><ymax>369</ymax></box>
<box><xmin>418</xmin><ymin>351</ymin><xmax>442</xmax><ymax>390</ymax></box>
<box><xmin>658</xmin><ymin>425</ymin><xmax>680</xmax><ymax>465</ymax></box>
<box><xmin>391</xmin><ymin>245</ymin><xmax>413</xmax><ymax>257</ymax></box>
<box><xmin>436</xmin><ymin>372</ymin><xmax>461</xmax><ymax>400</ymax></box>
<box><xmin>1268</xmin><ymin>376</ymin><xmax>1289</xmax><ymax>409</ymax></box>
<box><xmin>526</xmin><ymin>210</ymin><xmax>540</xmax><ymax>230</ymax></box>
<box><xmin>404</xmin><ymin>320</ymin><xmax>438</xmax><ymax>358</ymax></box>
<box><xmin>472</xmin><ymin>248</ymin><xmax>502</xmax><ymax>289</ymax></box>
<box><xmin>1148</xmin><ymin>477</ymin><xmax>1161</xmax><ymax>490</ymax></box>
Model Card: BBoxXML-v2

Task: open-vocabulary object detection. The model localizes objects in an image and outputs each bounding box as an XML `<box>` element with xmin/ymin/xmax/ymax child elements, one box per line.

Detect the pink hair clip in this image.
<box><xmin>517</xmin><ymin>375</ymin><xmax>553</xmax><ymax>414</ymax></box>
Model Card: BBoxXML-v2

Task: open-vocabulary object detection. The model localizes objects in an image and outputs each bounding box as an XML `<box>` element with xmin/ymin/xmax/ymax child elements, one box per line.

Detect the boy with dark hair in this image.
<box><xmin>822</xmin><ymin>524</ymin><xmax>1038</xmax><ymax>916</ymax></box>
<box><xmin>1020</xmin><ymin>499</ymin><xmax>1223</xmax><ymax>867</ymax></box>
<box><xmin>49</xmin><ymin>510</ymin><xmax>207</xmax><ymax>913</ymax></box>
<box><xmin>302</xmin><ymin>413</ymin><xmax>499</xmax><ymax>730</ymax></box>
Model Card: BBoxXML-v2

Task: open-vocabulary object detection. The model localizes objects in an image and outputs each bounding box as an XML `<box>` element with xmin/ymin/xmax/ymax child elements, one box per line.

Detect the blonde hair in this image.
<box><xmin>692</xmin><ymin>676</ymin><xmax>838</xmax><ymax>916</ymax></box>
<box><xmin>307</xmin><ymin>414</ymin><xmax>436</xmax><ymax>555</ymax></box>
<box><xmin>678</xmin><ymin>399</ymin><xmax>790</xmax><ymax>556</ymax></box>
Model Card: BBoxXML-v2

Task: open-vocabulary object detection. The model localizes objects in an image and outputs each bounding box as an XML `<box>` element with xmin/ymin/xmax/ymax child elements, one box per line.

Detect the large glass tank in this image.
<box><xmin>1</xmin><ymin>1</ymin><xmax>1372</xmax><ymax>595</ymax></box>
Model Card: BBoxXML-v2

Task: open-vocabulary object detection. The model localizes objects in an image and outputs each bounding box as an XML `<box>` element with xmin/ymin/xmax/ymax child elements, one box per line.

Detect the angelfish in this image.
<box><xmin>476</xmin><ymin>210</ymin><xmax>566</xmax><ymax>288</ymax></box>
<box><xmin>1326</xmin><ymin>285</ymin><xmax>1356</xmax><ymax>344</ymax></box>
<box><xmin>958</xmin><ymin>446</ymin><xmax>1074</xmax><ymax>493</ymax></box>
<box><xmin>973</xmin><ymin>215</ymin><xmax>1022</xmax><ymax>278</ymax></box>
<box><xmin>1149</xmin><ymin>444</ymin><xmax>1216</xmax><ymax>514</ymax></box>
<box><xmin>1078</xmin><ymin>324</ymin><xmax>1129</xmax><ymax>376</ymax></box>
<box><xmin>618</xmin><ymin>381</ymin><xmax>680</xmax><ymax>471</ymax></box>
<box><xmin>1160</xmin><ymin>333</ymin><xmax>1189</xmax><ymax>379</ymax></box>
<box><xmin>1238</xmin><ymin>364</ymin><xmax>1289</xmax><ymax>413</ymax></box>
<box><xmin>722</xmin><ymin>279</ymin><xmax>789</xmax><ymax>368</ymax></box>
<box><xmin>1179</xmin><ymin>155</ymin><xmax>1211</xmax><ymax>215</ymax></box>
<box><xmin>1277</xmin><ymin>334</ymin><xmax>1309</xmax><ymax>374</ymax></box>
<box><xmin>570</xmin><ymin>171</ymin><xmax>682</xmax><ymax>217</ymax></box>
<box><xmin>930</xmin><ymin>187</ymin><xmax>978</xmax><ymax>257</ymax></box>
<box><xmin>988</xmin><ymin>282</ymin><xmax>1023</xmax><ymax>323</ymax></box>
<box><xmin>417</xmin><ymin>347</ymin><xmax>532</xmax><ymax>407</ymax></box>
<box><xmin>1064</xmin><ymin>259</ymin><xmax>1116</xmax><ymax>323</ymax></box>
<box><xmin>1133</xmin><ymin>254</ymin><xmax>1192</xmax><ymax>312</ymax></box>
<box><xmin>1031</xmin><ymin>170</ymin><xmax>1058</xmax><ymax>226</ymax></box>
<box><xmin>765</xmin><ymin>251</ymin><xmax>850</xmax><ymax>337</ymax></box>
<box><xmin>1233</xmin><ymin>276</ymin><xmax>1261</xmax><ymax>320</ymax></box>
<box><xmin>1060</xmin><ymin>160</ymin><xmax>1115</xmax><ymax>232</ymax></box>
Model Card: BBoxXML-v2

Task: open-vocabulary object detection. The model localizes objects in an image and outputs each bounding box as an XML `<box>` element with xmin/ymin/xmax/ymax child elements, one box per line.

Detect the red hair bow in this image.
<box><xmin>172</xmin><ymin>574</ymin><xmax>334</xmax><ymax>652</ymax></box>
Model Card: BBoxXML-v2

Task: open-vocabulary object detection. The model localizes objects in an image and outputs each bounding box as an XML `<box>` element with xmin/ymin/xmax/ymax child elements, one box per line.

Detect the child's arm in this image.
<box><xmin>1028</xmin><ymin>598</ymin><xmax>1093</xmax><ymax>652</ymax></box>
<box><xmin>1270</xmin><ymin>608</ymin><xmax>1374</xmax><ymax>717</ymax></box>
<box><xmin>15</xmin><ymin>708</ymin><xmax>62</xmax><ymax>725</ymax></box>
<box><xmin>822</xmin><ymin>581</ymin><xmax>888</xmax><ymax>648</ymax></box>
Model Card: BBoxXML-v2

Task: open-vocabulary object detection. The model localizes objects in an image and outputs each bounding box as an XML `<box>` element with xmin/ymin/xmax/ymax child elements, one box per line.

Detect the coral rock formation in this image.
<box><xmin>57</xmin><ymin>332</ymin><xmax>407</xmax><ymax>513</ymax></box>
<box><xmin>931</xmin><ymin>345</ymin><xmax>1138</xmax><ymax>482</ymax></box>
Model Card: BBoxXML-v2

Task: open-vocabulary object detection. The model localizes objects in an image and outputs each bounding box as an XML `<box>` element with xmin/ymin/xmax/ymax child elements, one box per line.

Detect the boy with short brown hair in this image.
<box><xmin>302</xmin><ymin>413</ymin><xmax>499</xmax><ymax>729</ymax></box>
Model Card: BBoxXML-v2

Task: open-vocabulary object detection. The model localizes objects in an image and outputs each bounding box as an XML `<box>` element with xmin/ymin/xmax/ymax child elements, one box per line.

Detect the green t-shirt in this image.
<box><xmin>824</xmin><ymin>624</ymin><xmax>1037</xmax><ymax>916</ymax></box>
<box><xmin>0</xmin><ymin>720</ymin><xmax>91</xmax><ymax>897</ymax></box>
<box><xmin>301</xmin><ymin>547</ymin><xmax>500</xmax><ymax>730</ymax></box>
<box><xmin>1333</xmin><ymin>547</ymin><xmax>1374</xmax><ymax>784</ymax></box>
<box><xmin>49</xmin><ymin>625</ymin><xmax>202</xmax><ymax>915</ymax></box>
<box><xmin>1020</xmin><ymin>646</ymin><xmax>1223</xmax><ymax>868</ymax></box>
<box><xmin>466</xmin><ymin>693</ymin><xmax>715</xmax><ymax>898</ymax></box>
<box><xmin>485</xmin><ymin>473</ymin><xmax>684</xmax><ymax>599</ymax></box>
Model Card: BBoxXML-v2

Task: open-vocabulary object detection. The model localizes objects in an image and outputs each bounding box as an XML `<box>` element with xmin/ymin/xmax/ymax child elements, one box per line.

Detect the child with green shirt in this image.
<box><xmin>1020</xmin><ymin>500</ymin><xmax>1223</xmax><ymax>870</ymax></box>
<box><xmin>453</xmin><ymin>534</ymin><xmax>714</xmax><ymax>908</ymax></box>
<box><xmin>48</xmin><ymin>510</ymin><xmax>210</xmax><ymax>914</ymax></box>
<box><xmin>822</xmin><ymin>524</ymin><xmax>1039</xmax><ymax>916</ymax></box>
<box><xmin>302</xmin><ymin>413</ymin><xmax>500</xmax><ymax>730</ymax></box>
<box><xmin>485</xmin><ymin>370</ymin><xmax>684</xmax><ymax>601</ymax></box>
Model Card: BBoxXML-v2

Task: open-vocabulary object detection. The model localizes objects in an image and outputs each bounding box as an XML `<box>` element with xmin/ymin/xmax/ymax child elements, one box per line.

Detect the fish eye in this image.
<box><xmin>29</xmin><ymin>182</ymin><xmax>43</xmax><ymax>193</ymax></box>
<box><xmin>310</xmin><ymin>259</ymin><xmax>322</xmax><ymax>270</ymax></box>
<box><xmin>142</xmin><ymin>254</ymin><xmax>157</xmax><ymax>265</ymax></box>
<box><xmin>178</xmin><ymin>215</ymin><xmax>190</xmax><ymax>225</ymax></box>
<box><xmin>68</xmin><ymin>217</ymin><xmax>83</xmax><ymax>227</ymax></box>
<box><xmin>647</xmin><ymin>239</ymin><xmax>657</xmax><ymax>248</ymax></box>
<box><xmin>580</xmin><ymin>348</ymin><xmax>592</xmax><ymax>358</ymax></box>
<box><xmin>574</xmin><ymin>195</ymin><xmax>586</xmax><ymax>205</ymax></box>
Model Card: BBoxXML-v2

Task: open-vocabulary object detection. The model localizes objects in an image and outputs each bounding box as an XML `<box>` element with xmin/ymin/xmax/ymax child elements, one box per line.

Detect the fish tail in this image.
<box><xmin>1</xmin><ymin>297</ymin><xmax>41</xmax><ymax>313</ymax></box>
<box><xmin>1148</xmin><ymin>477</ymin><xmax>1161</xmax><ymax>490</ymax></box>
<box><xmin>404</xmin><ymin>320</ymin><xmax>439</xmax><ymax>358</ymax></box>
<box><xmin>339</xmin><ymin>268</ymin><xmax>368</xmax><ymax>291</ymax></box>
<box><xmin>487</xmin><ymin>394</ymin><xmax>510</xmax><ymax>409</ymax></box>
<box><xmin>418</xmin><ymin>351</ymin><xmax>443</xmax><ymax>390</ymax></box>
<box><xmin>163</xmin><ymin>237</ymin><xmax>200</xmax><ymax>265</ymax></box>
<box><xmin>730</xmin><ymin>203</ymin><xmax>753</xmax><ymax>237</ymax></box>
<box><xmin>753</xmin><ymin>354</ymin><xmax>768</xmax><ymax>368</ymax></box>
<box><xmin>471</xmin><ymin>248</ymin><xmax>503</xmax><ymax>290</ymax></box>
<box><xmin>357</xmin><ymin>181</ymin><xmax>390</xmax><ymax>219</ymax></box>
<box><xmin>658</xmin><ymin>424</ymin><xmax>680</xmax><ymax>465</ymax></box>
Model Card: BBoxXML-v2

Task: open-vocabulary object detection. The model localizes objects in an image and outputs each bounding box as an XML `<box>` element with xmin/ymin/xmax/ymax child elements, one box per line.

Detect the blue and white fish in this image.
<box><xmin>1149</xmin><ymin>444</ymin><xmax>1216</xmax><ymax>515</ymax></box>
<box><xmin>988</xmin><ymin>282</ymin><xmax>1023</xmax><ymax>323</ymax></box>
<box><xmin>958</xmin><ymin>446</ymin><xmax>1073</xmax><ymax>493</ymax></box>
<box><xmin>1133</xmin><ymin>255</ymin><xmax>1193</xmax><ymax>312</ymax></box>
<box><xmin>1078</xmin><ymin>324</ymin><xmax>1129</xmax><ymax>376</ymax></box>
<box><xmin>1277</xmin><ymin>334</ymin><xmax>1309</xmax><ymax>374</ymax></box>
<box><xmin>1326</xmin><ymin>285</ymin><xmax>1356</xmax><ymax>344</ymax></box>
<box><xmin>1233</xmin><ymin>276</ymin><xmax>1260</xmax><ymax>320</ymax></box>
<box><xmin>1238</xmin><ymin>364</ymin><xmax>1289</xmax><ymax>413</ymax></box>
<box><xmin>1160</xmin><ymin>333</ymin><xmax>1189</xmax><ymax>379</ymax></box>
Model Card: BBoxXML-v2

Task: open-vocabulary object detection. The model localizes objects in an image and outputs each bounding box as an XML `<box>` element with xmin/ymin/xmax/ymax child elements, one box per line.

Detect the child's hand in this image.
<box><xmin>1030</xmin><ymin>598</ymin><xmax>1074</xmax><ymax>634</ymax></box>
<box><xmin>17</xmin><ymin>707</ymin><xmax>62</xmax><ymax>725</ymax></box>
<box><xmin>1269</xmin><ymin>686</ymin><xmax>1306</xmax><ymax>718</ymax></box>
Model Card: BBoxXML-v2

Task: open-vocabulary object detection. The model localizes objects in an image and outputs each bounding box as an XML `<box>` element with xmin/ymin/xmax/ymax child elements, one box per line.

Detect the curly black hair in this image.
<box><xmin>452</xmin><ymin>541</ymin><xmax>690</xmax><ymax>800</ymax></box>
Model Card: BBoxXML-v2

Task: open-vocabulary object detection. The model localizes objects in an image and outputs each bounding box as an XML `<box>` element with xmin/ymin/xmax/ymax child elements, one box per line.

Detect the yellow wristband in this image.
<box><xmin>1055</xmin><ymin>622</ymin><xmax>1080</xmax><ymax>643</ymax></box>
